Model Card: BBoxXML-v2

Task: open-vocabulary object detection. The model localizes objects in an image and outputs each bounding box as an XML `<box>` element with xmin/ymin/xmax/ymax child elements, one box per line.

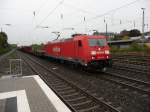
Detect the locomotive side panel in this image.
<box><xmin>46</xmin><ymin>42</ymin><xmax>61</xmax><ymax>58</ymax></box>
<box><xmin>61</xmin><ymin>40</ymin><xmax>76</xmax><ymax>60</ymax></box>
<box><xmin>75</xmin><ymin>38</ymin><xmax>88</xmax><ymax>64</ymax></box>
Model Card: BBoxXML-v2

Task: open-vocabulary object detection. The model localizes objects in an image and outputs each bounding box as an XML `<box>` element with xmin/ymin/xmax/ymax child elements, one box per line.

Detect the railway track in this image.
<box><xmin>81</xmin><ymin>67</ymin><xmax>150</xmax><ymax>96</ymax></box>
<box><xmin>112</xmin><ymin>53</ymin><xmax>150</xmax><ymax>66</ymax></box>
<box><xmin>112</xmin><ymin>62</ymin><xmax>150</xmax><ymax>74</ymax></box>
<box><xmin>112</xmin><ymin>53</ymin><xmax>150</xmax><ymax>59</ymax></box>
<box><xmin>20</xmin><ymin>52</ymin><xmax>121</xmax><ymax>112</ymax></box>
<box><xmin>112</xmin><ymin>58</ymin><xmax>150</xmax><ymax>66</ymax></box>
<box><xmin>101</xmin><ymin>69</ymin><xmax>150</xmax><ymax>96</ymax></box>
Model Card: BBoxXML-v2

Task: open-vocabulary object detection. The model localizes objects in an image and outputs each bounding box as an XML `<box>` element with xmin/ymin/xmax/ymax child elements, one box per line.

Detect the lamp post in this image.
<box><xmin>62</xmin><ymin>27</ymin><xmax>74</xmax><ymax>30</ymax></box>
<box><xmin>106</xmin><ymin>23</ymin><xmax>108</xmax><ymax>36</ymax></box>
<box><xmin>0</xmin><ymin>24</ymin><xmax>11</xmax><ymax>32</ymax></box>
<box><xmin>141</xmin><ymin>8</ymin><xmax>145</xmax><ymax>55</ymax></box>
<box><xmin>36</xmin><ymin>25</ymin><xmax>50</xmax><ymax>29</ymax></box>
<box><xmin>141</xmin><ymin>8</ymin><xmax>145</xmax><ymax>39</ymax></box>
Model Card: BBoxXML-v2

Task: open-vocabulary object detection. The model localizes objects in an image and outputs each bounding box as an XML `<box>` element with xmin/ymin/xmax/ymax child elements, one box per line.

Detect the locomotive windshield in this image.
<box><xmin>88</xmin><ymin>38</ymin><xmax>107</xmax><ymax>47</ymax></box>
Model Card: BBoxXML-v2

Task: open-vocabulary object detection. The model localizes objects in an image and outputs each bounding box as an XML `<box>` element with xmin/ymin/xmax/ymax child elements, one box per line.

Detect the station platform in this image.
<box><xmin>0</xmin><ymin>75</ymin><xmax>71</xmax><ymax>112</ymax></box>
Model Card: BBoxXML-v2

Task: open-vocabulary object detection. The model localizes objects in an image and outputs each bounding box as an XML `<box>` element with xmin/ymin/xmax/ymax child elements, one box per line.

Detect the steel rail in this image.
<box><xmin>101</xmin><ymin>70</ymin><xmax>150</xmax><ymax>95</ymax></box>
<box><xmin>112</xmin><ymin>63</ymin><xmax>150</xmax><ymax>74</ymax></box>
<box><xmin>20</xmin><ymin>52</ymin><xmax>121</xmax><ymax>112</ymax></box>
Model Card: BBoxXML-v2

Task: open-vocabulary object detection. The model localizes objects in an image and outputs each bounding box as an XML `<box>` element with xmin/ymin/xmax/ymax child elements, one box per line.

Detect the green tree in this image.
<box><xmin>120</xmin><ymin>30</ymin><xmax>129</xmax><ymax>37</ymax></box>
<box><xmin>128</xmin><ymin>29</ymin><xmax>141</xmax><ymax>37</ymax></box>
<box><xmin>0</xmin><ymin>32</ymin><xmax>8</xmax><ymax>48</ymax></box>
<box><xmin>112</xmin><ymin>34</ymin><xmax>121</xmax><ymax>40</ymax></box>
<box><xmin>93</xmin><ymin>31</ymin><xmax>100</xmax><ymax>35</ymax></box>
<box><xmin>122</xmin><ymin>36</ymin><xmax>129</xmax><ymax>40</ymax></box>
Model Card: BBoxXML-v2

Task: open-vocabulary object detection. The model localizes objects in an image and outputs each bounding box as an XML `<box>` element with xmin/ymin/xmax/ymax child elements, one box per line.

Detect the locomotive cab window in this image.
<box><xmin>88</xmin><ymin>39</ymin><xmax>106</xmax><ymax>47</ymax></box>
<box><xmin>78</xmin><ymin>40</ymin><xmax>82</xmax><ymax>47</ymax></box>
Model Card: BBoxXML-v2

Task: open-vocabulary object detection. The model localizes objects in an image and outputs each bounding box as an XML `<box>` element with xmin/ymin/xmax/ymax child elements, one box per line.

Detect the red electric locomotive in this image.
<box><xmin>43</xmin><ymin>34</ymin><xmax>112</xmax><ymax>70</ymax></box>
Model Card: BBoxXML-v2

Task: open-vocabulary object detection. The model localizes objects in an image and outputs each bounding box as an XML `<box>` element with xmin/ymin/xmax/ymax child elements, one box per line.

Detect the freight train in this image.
<box><xmin>21</xmin><ymin>34</ymin><xmax>112</xmax><ymax>71</ymax></box>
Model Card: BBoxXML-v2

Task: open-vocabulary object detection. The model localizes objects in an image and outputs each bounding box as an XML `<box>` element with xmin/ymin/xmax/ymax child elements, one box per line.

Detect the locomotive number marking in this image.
<box><xmin>53</xmin><ymin>47</ymin><xmax>60</xmax><ymax>52</ymax></box>
<box><xmin>97</xmin><ymin>51</ymin><xmax>104</xmax><ymax>54</ymax></box>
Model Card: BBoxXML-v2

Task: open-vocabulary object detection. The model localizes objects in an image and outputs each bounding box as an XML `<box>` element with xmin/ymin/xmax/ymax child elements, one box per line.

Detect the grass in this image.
<box><xmin>0</xmin><ymin>47</ymin><xmax>11</xmax><ymax>55</ymax></box>
<box><xmin>110</xmin><ymin>42</ymin><xmax>150</xmax><ymax>54</ymax></box>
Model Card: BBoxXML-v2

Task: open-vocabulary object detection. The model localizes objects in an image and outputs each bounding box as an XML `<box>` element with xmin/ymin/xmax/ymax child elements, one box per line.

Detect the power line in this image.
<box><xmin>0</xmin><ymin>8</ymin><xmax>33</xmax><ymax>13</ymax></box>
<box><xmin>73</xmin><ymin>0</ymin><xmax>141</xmax><ymax>27</ymax></box>
<box><xmin>36</xmin><ymin>0</ymin><xmax>64</xmax><ymax>27</ymax></box>
<box><xmin>91</xmin><ymin>0</ymin><xmax>141</xmax><ymax>20</ymax></box>
<box><xmin>35</xmin><ymin>0</ymin><xmax>49</xmax><ymax>16</ymax></box>
<box><xmin>37</xmin><ymin>0</ymin><xmax>144</xmax><ymax>34</ymax></box>
<box><xmin>63</xmin><ymin>3</ymin><xmax>98</xmax><ymax>16</ymax></box>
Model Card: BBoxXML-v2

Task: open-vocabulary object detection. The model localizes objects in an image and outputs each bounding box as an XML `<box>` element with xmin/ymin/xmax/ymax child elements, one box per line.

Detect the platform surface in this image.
<box><xmin>0</xmin><ymin>75</ymin><xmax>71</xmax><ymax>112</ymax></box>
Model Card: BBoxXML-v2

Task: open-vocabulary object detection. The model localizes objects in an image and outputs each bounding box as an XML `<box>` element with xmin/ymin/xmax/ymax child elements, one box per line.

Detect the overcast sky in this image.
<box><xmin>0</xmin><ymin>0</ymin><xmax>150</xmax><ymax>45</ymax></box>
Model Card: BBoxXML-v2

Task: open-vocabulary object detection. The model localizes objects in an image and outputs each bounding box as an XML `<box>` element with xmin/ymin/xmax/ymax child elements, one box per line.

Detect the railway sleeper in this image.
<box><xmin>55</xmin><ymin>86</ymin><xmax>72</xmax><ymax>91</ymax></box>
<box><xmin>50</xmin><ymin>80</ymin><xmax>63</xmax><ymax>83</ymax></box>
<box><xmin>75</xmin><ymin>102</ymin><xmax>102</xmax><ymax>112</ymax></box>
<box><xmin>72</xmin><ymin>100</ymin><xmax>92</xmax><ymax>107</ymax></box>
<box><xmin>59</xmin><ymin>89</ymin><xmax>76</xmax><ymax>94</ymax></box>
<box><xmin>62</xmin><ymin>92</ymin><xmax>79</xmax><ymax>97</ymax></box>
<box><xmin>66</xmin><ymin>96</ymin><xmax>86</xmax><ymax>102</ymax></box>
<box><xmin>60</xmin><ymin>91</ymin><xmax>78</xmax><ymax>96</ymax></box>
<box><xmin>103</xmin><ymin>77</ymin><xmax>150</xmax><ymax>95</ymax></box>
<box><xmin>78</xmin><ymin>105</ymin><xmax>100</xmax><ymax>112</ymax></box>
<box><xmin>136</xmin><ymin>84</ymin><xmax>145</xmax><ymax>88</ymax></box>
<box><xmin>50</xmin><ymin>82</ymin><xmax>65</xmax><ymax>86</ymax></box>
<box><xmin>106</xmin><ymin>70</ymin><xmax>150</xmax><ymax>86</ymax></box>
<box><xmin>54</xmin><ymin>84</ymin><xmax>69</xmax><ymax>88</ymax></box>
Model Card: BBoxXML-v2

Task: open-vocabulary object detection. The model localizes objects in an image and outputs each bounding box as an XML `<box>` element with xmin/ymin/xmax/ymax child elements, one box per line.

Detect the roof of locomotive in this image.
<box><xmin>74</xmin><ymin>35</ymin><xmax>107</xmax><ymax>39</ymax></box>
<box><xmin>45</xmin><ymin>34</ymin><xmax>107</xmax><ymax>44</ymax></box>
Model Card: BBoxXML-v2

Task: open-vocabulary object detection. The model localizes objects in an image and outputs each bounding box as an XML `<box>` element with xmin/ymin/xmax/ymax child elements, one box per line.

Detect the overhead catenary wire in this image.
<box><xmin>72</xmin><ymin>0</ymin><xmax>142</xmax><ymax>27</ymax></box>
<box><xmin>86</xmin><ymin>14</ymin><xmax>150</xmax><ymax>34</ymax></box>
<box><xmin>0</xmin><ymin>8</ymin><xmax>33</xmax><ymax>12</ymax></box>
<box><xmin>36</xmin><ymin>0</ymin><xmax>64</xmax><ymax>27</ymax></box>
<box><xmin>35</xmin><ymin>0</ymin><xmax>49</xmax><ymax>17</ymax></box>
<box><xmin>91</xmin><ymin>0</ymin><xmax>141</xmax><ymax>20</ymax></box>
<box><xmin>63</xmin><ymin>3</ymin><xmax>98</xmax><ymax>16</ymax></box>
<box><xmin>35</xmin><ymin>0</ymin><xmax>140</xmax><ymax>32</ymax></box>
<box><xmin>33</xmin><ymin>0</ymin><xmax>148</xmax><ymax>37</ymax></box>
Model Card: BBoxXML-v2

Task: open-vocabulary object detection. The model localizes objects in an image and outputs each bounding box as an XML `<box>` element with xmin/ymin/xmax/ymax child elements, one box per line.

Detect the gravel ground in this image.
<box><xmin>52</xmin><ymin>66</ymin><xmax>150</xmax><ymax>112</ymax></box>
<box><xmin>108</xmin><ymin>67</ymin><xmax>150</xmax><ymax>83</ymax></box>
<box><xmin>113</xmin><ymin>62</ymin><xmax>150</xmax><ymax>72</ymax></box>
<box><xmin>23</xmin><ymin>52</ymin><xmax>150</xmax><ymax>112</ymax></box>
<box><xmin>0</xmin><ymin>50</ymin><xmax>35</xmax><ymax>77</ymax></box>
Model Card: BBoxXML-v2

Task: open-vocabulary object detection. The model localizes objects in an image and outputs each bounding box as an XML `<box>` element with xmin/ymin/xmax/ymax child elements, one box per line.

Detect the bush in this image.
<box><xmin>129</xmin><ymin>42</ymin><xmax>142</xmax><ymax>52</ymax></box>
<box><xmin>110</xmin><ymin>42</ymin><xmax>150</xmax><ymax>54</ymax></box>
<box><xmin>110</xmin><ymin>46</ymin><xmax>119</xmax><ymax>53</ymax></box>
<box><xmin>143</xmin><ymin>46</ymin><xmax>150</xmax><ymax>53</ymax></box>
<box><xmin>0</xmin><ymin>47</ymin><xmax>10</xmax><ymax>55</ymax></box>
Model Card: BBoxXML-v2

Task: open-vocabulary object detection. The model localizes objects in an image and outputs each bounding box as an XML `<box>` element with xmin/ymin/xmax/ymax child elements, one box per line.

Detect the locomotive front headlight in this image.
<box><xmin>91</xmin><ymin>51</ymin><xmax>96</xmax><ymax>55</ymax></box>
<box><xmin>105</xmin><ymin>50</ymin><xmax>110</xmax><ymax>54</ymax></box>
